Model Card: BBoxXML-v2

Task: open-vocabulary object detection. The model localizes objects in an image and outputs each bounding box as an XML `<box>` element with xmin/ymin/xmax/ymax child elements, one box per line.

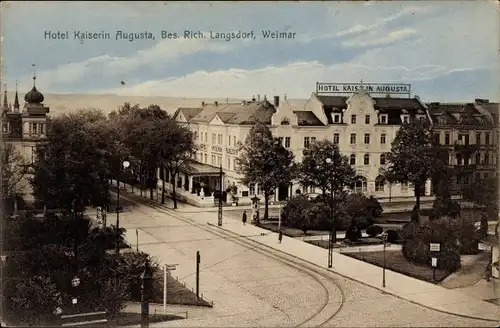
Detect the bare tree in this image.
<box><xmin>1</xmin><ymin>142</ymin><xmax>29</xmax><ymax>215</ymax></box>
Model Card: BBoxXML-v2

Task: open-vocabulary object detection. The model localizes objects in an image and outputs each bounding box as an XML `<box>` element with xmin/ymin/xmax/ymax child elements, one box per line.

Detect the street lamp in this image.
<box><xmin>382</xmin><ymin>232</ymin><xmax>388</xmax><ymax>288</ymax></box>
<box><xmin>218</xmin><ymin>165</ymin><xmax>223</xmax><ymax>226</ymax></box>
<box><xmin>326</xmin><ymin>157</ymin><xmax>336</xmax><ymax>269</ymax></box>
<box><xmin>116</xmin><ymin>160</ymin><xmax>130</xmax><ymax>255</ymax></box>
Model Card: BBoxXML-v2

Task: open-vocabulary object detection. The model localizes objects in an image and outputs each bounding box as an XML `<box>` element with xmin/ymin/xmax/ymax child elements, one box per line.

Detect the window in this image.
<box><xmin>351</xmin><ymin>115</ymin><xmax>356</xmax><ymax>124</ymax></box>
<box><xmin>365</xmin><ymin>115</ymin><xmax>370</xmax><ymax>124</ymax></box>
<box><xmin>204</xmin><ymin>154</ymin><xmax>208</xmax><ymax>163</ymax></box>
<box><xmin>484</xmin><ymin>152</ymin><xmax>490</xmax><ymax>165</ymax></box>
<box><xmin>228</xmin><ymin>135</ymin><xmax>231</xmax><ymax>146</ymax></box>
<box><xmin>475</xmin><ymin>152</ymin><xmax>481</xmax><ymax>164</ymax></box>
<box><xmin>211</xmin><ymin>155</ymin><xmax>216</xmax><ymax>165</ymax></box>
<box><xmin>456</xmin><ymin>153</ymin><xmax>463</xmax><ymax>165</ymax></box>
<box><xmin>333</xmin><ymin>114</ymin><xmax>341</xmax><ymax>123</ymax></box>
<box><xmin>375</xmin><ymin>176</ymin><xmax>385</xmax><ymax>192</ymax></box>
<box><xmin>278</xmin><ymin>137</ymin><xmax>284</xmax><ymax>145</ymax></box>
<box><xmin>444</xmin><ymin>133</ymin><xmax>450</xmax><ymax>145</ymax></box>
<box><xmin>311</xmin><ymin>137</ymin><xmax>316</xmax><ymax>143</ymax></box>
<box><xmin>198</xmin><ymin>152</ymin><xmax>202</xmax><ymax>162</ymax></box>
<box><xmin>363</xmin><ymin>154</ymin><xmax>370</xmax><ymax>165</ymax></box>
<box><xmin>485</xmin><ymin>132</ymin><xmax>490</xmax><ymax>145</ymax></box>
<box><xmin>233</xmin><ymin>136</ymin><xmax>236</xmax><ymax>146</ymax></box>
<box><xmin>304</xmin><ymin>137</ymin><xmax>310</xmax><ymax>148</ymax></box>
<box><xmin>218</xmin><ymin>156</ymin><xmax>222</xmax><ymax>167</ymax></box>
<box><xmin>212</xmin><ymin>133</ymin><xmax>216</xmax><ymax>144</ymax></box>
<box><xmin>227</xmin><ymin>157</ymin><xmax>231</xmax><ymax>170</ymax></box>
<box><xmin>354</xmin><ymin>177</ymin><xmax>367</xmax><ymax>193</ymax></box>
<box><xmin>248</xmin><ymin>183</ymin><xmax>255</xmax><ymax>196</ymax></box>
<box><xmin>350</xmin><ymin>133</ymin><xmax>356</xmax><ymax>144</ymax></box>
<box><xmin>364</xmin><ymin>133</ymin><xmax>370</xmax><ymax>144</ymax></box>
<box><xmin>333</xmin><ymin>133</ymin><xmax>339</xmax><ymax>144</ymax></box>
<box><xmin>380</xmin><ymin>133</ymin><xmax>386</xmax><ymax>144</ymax></box>
<box><xmin>256</xmin><ymin>184</ymin><xmax>261</xmax><ymax>195</ymax></box>
<box><xmin>350</xmin><ymin>154</ymin><xmax>356</xmax><ymax>165</ymax></box>
<box><xmin>380</xmin><ymin>154</ymin><xmax>386</xmax><ymax>165</ymax></box>
<box><xmin>402</xmin><ymin>115</ymin><xmax>410</xmax><ymax>124</ymax></box>
<box><xmin>433</xmin><ymin>133</ymin><xmax>440</xmax><ymax>145</ymax></box>
<box><xmin>200</xmin><ymin>132</ymin><xmax>203</xmax><ymax>141</ymax></box>
<box><xmin>379</xmin><ymin>114</ymin><xmax>388</xmax><ymax>124</ymax></box>
<box><xmin>1</xmin><ymin>122</ymin><xmax>9</xmax><ymax>133</ymax></box>
<box><xmin>218</xmin><ymin>134</ymin><xmax>223</xmax><ymax>145</ymax></box>
<box><xmin>233</xmin><ymin>159</ymin><xmax>237</xmax><ymax>171</ymax></box>
<box><xmin>476</xmin><ymin>132</ymin><xmax>481</xmax><ymax>145</ymax></box>
<box><xmin>285</xmin><ymin>137</ymin><xmax>291</xmax><ymax>148</ymax></box>
<box><xmin>32</xmin><ymin>123</ymin><xmax>38</xmax><ymax>134</ymax></box>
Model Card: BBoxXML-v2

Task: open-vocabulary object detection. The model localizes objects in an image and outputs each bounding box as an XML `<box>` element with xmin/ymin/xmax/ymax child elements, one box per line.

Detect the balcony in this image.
<box><xmin>454</xmin><ymin>141</ymin><xmax>480</xmax><ymax>153</ymax></box>
<box><xmin>226</xmin><ymin>147</ymin><xmax>238</xmax><ymax>155</ymax></box>
<box><xmin>211</xmin><ymin>145</ymin><xmax>223</xmax><ymax>153</ymax></box>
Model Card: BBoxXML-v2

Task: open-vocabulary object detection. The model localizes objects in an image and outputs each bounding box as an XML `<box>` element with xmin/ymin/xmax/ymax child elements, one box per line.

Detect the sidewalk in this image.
<box><xmin>200</xmin><ymin>213</ymin><xmax>499</xmax><ymax>322</ymax></box>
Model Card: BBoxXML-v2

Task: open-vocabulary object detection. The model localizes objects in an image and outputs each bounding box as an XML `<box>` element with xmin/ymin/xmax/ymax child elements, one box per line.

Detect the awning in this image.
<box><xmin>180</xmin><ymin>159</ymin><xmax>225</xmax><ymax>177</ymax></box>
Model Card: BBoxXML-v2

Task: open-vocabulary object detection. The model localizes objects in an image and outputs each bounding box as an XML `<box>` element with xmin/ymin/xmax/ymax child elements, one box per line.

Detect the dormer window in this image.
<box><xmin>280</xmin><ymin>117</ymin><xmax>290</xmax><ymax>125</ymax></box>
<box><xmin>401</xmin><ymin>115</ymin><xmax>410</xmax><ymax>124</ymax></box>
<box><xmin>379</xmin><ymin>114</ymin><xmax>388</xmax><ymax>124</ymax></box>
<box><xmin>333</xmin><ymin>114</ymin><xmax>341</xmax><ymax>123</ymax></box>
<box><xmin>2</xmin><ymin>122</ymin><xmax>10</xmax><ymax>133</ymax></box>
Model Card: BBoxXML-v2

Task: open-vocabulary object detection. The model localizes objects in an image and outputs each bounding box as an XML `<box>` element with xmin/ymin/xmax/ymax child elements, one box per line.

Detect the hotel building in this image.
<box><xmin>170</xmin><ymin>88</ymin><xmax>437</xmax><ymax>206</ymax></box>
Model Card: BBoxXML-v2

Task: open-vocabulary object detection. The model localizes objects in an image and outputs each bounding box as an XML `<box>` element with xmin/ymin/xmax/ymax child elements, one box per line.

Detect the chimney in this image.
<box><xmin>274</xmin><ymin>96</ymin><xmax>280</xmax><ymax>107</ymax></box>
<box><xmin>201</xmin><ymin>101</ymin><xmax>205</xmax><ymax>107</ymax></box>
<box><xmin>257</xmin><ymin>94</ymin><xmax>261</xmax><ymax>102</ymax></box>
<box><xmin>214</xmin><ymin>101</ymin><xmax>218</xmax><ymax>106</ymax></box>
<box><xmin>252</xmin><ymin>95</ymin><xmax>256</xmax><ymax>102</ymax></box>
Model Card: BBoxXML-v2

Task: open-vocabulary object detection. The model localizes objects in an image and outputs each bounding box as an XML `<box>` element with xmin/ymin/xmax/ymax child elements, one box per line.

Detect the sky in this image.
<box><xmin>2</xmin><ymin>1</ymin><xmax>499</xmax><ymax>102</ymax></box>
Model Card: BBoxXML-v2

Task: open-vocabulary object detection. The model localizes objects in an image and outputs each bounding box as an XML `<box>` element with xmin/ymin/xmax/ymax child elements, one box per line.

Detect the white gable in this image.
<box><xmin>208</xmin><ymin>113</ymin><xmax>225</xmax><ymax>125</ymax></box>
<box><xmin>176</xmin><ymin>113</ymin><xmax>186</xmax><ymax>123</ymax></box>
<box><xmin>345</xmin><ymin>89</ymin><xmax>376</xmax><ymax>116</ymax></box>
<box><xmin>271</xmin><ymin>98</ymin><xmax>298</xmax><ymax>126</ymax></box>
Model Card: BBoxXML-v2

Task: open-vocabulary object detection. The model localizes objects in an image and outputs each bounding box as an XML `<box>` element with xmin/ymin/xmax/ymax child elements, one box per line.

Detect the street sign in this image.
<box><xmin>431</xmin><ymin>257</ymin><xmax>437</xmax><ymax>267</ymax></box>
<box><xmin>72</xmin><ymin>298</ymin><xmax>78</xmax><ymax>305</ymax></box>
<box><xmin>478</xmin><ymin>242</ymin><xmax>491</xmax><ymax>251</ymax></box>
<box><xmin>429</xmin><ymin>243</ymin><xmax>440</xmax><ymax>252</ymax></box>
<box><xmin>165</xmin><ymin>265</ymin><xmax>177</xmax><ymax>271</ymax></box>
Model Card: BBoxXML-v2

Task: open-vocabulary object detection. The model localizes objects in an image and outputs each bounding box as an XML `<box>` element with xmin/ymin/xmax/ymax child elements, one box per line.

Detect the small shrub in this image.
<box><xmin>366</xmin><ymin>225</ymin><xmax>383</xmax><ymax>237</ymax></box>
<box><xmin>346</xmin><ymin>226</ymin><xmax>362</xmax><ymax>242</ymax></box>
<box><xmin>366</xmin><ymin>196</ymin><xmax>383</xmax><ymax>217</ymax></box>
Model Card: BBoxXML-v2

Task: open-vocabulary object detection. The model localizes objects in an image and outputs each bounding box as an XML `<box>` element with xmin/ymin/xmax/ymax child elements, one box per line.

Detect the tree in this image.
<box><xmin>1</xmin><ymin>142</ymin><xmax>29</xmax><ymax>215</ymax></box>
<box><xmin>30</xmin><ymin>110</ymin><xmax>112</xmax><ymax>213</ymax></box>
<box><xmin>381</xmin><ymin>121</ymin><xmax>435</xmax><ymax>212</ymax></box>
<box><xmin>281</xmin><ymin>194</ymin><xmax>321</xmax><ymax>234</ymax></box>
<box><xmin>461</xmin><ymin>177</ymin><xmax>499</xmax><ymax>218</ymax></box>
<box><xmin>299</xmin><ymin>139</ymin><xmax>356</xmax><ymax>196</ymax></box>
<box><xmin>237</xmin><ymin>122</ymin><xmax>295</xmax><ymax>219</ymax></box>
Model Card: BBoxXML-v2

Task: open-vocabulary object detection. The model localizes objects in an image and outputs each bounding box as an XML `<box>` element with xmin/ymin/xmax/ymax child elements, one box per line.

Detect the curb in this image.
<box><xmin>214</xmin><ymin>224</ymin><xmax>499</xmax><ymax>323</ymax></box>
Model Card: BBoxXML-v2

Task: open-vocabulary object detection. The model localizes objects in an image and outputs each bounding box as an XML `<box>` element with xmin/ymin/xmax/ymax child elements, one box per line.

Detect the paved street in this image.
<box><xmin>115</xmin><ymin>190</ymin><xmax>498</xmax><ymax>327</ymax></box>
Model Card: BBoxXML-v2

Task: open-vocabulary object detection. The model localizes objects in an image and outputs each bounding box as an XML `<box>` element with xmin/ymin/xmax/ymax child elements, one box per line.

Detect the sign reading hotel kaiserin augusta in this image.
<box><xmin>316</xmin><ymin>82</ymin><xmax>411</xmax><ymax>96</ymax></box>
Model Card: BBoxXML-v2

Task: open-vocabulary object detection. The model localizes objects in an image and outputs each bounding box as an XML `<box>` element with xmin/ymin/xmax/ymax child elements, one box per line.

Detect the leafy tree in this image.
<box><xmin>299</xmin><ymin>140</ymin><xmax>356</xmax><ymax>196</ymax></box>
<box><xmin>1</xmin><ymin>142</ymin><xmax>29</xmax><ymax>215</ymax></box>
<box><xmin>237</xmin><ymin>122</ymin><xmax>295</xmax><ymax>219</ymax></box>
<box><xmin>381</xmin><ymin>121</ymin><xmax>435</xmax><ymax>212</ymax></box>
<box><xmin>30</xmin><ymin>110</ymin><xmax>112</xmax><ymax>213</ymax></box>
<box><xmin>366</xmin><ymin>225</ymin><xmax>383</xmax><ymax>238</ymax></box>
<box><xmin>461</xmin><ymin>177</ymin><xmax>499</xmax><ymax>218</ymax></box>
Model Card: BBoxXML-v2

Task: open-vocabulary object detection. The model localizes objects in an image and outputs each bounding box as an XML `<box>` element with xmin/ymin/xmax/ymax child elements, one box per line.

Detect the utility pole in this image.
<box><xmin>218</xmin><ymin>165</ymin><xmax>223</xmax><ymax>226</ymax></box>
<box><xmin>196</xmin><ymin>251</ymin><xmax>200</xmax><ymax>300</ymax></box>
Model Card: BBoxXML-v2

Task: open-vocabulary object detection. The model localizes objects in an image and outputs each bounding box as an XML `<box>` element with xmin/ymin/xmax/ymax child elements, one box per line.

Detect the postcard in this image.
<box><xmin>1</xmin><ymin>1</ymin><xmax>499</xmax><ymax>327</ymax></box>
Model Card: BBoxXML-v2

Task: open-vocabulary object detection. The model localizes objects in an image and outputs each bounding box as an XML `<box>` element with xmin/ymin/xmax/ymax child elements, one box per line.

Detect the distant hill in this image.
<box><xmin>4</xmin><ymin>92</ymin><xmax>308</xmax><ymax>117</ymax></box>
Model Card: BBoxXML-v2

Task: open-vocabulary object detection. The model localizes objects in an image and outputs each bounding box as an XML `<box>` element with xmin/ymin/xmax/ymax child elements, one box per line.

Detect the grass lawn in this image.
<box><xmin>130</xmin><ymin>271</ymin><xmax>213</xmax><ymax>307</ymax></box>
<box><xmin>345</xmin><ymin>251</ymin><xmax>452</xmax><ymax>283</ymax></box>
<box><xmin>307</xmin><ymin>237</ymin><xmax>384</xmax><ymax>249</ymax></box>
<box><xmin>111</xmin><ymin>312</ymin><xmax>183</xmax><ymax>326</ymax></box>
<box><xmin>258</xmin><ymin>222</ymin><xmax>307</xmax><ymax>237</ymax></box>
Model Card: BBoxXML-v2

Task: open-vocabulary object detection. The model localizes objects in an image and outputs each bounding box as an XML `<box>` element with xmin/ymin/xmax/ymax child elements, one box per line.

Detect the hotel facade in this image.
<box><xmin>169</xmin><ymin>84</ymin><xmax>498</xmax><ymax>207</ymax></box>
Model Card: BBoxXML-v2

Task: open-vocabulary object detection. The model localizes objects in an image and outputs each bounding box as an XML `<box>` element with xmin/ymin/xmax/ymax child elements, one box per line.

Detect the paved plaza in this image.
<box><xmin>113</xmin><ymin>188</ymin><xmax>499</xmax><ymax>327</ymax></box>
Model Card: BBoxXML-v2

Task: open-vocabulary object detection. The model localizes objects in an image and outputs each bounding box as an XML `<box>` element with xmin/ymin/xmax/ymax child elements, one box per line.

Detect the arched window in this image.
<box><xmin>375</xmin><ymin>175</ymin><xmax>385</xmax><ymax>192</ymax></box>
<box><xmin>350</xmin><ymin>154</ymin><xmax>356</xmax><ymax>165</ymax></box>
<box><xmin>380</xmin><ymin>154</ymin><xmax>386</xmax><ymax>165</ymax></box>
<box><xmin>281</xmin><ymin>117</ymin><xmax>290</xmax><ymax>125</ymax></box>
<box><xmin>354</xmin><ymin>176</ymin><xmax>368</xmax><ymax>194</ymax></box>
<box><xmin>248</xmin><ymin>183</ymin><xmax>255</xmax><ymax>195</ymax></box>
<box><xmin>363</xmin><ymin>154</ymin><xmax>370</xmax><ymax>165</ymax></box>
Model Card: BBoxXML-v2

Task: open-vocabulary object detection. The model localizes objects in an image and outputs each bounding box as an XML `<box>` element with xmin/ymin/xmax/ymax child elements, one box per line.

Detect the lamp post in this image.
<box><xmin>141</xmin><ymin>259</ymin><xmax>153</xmax><ymax>328</ymax></box>
<box><xmin>116</xmin><ymin>160</ymin><xmax>130</xmax><ymax>255</ymax></box>
<box><xmin>382</xmin><ymin>232</ymin><xmax>388</xmax><ymax>287</ymax></box>
<box><xmin>326</xmin><ymin>157</ymin><xmax>336</xmax><ymax>269</ymax></box>
<box><xmin>218</xmin><ymin>165</ymin><xmax>223</xmax><ymax>226</ymax></box>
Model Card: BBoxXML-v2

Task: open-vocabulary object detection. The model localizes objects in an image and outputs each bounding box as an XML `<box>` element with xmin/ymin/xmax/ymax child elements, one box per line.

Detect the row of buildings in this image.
<box><xmin>170</xmin><ymin>87</ymin><xmax>499</xmax><ymax>206</ymax></box>
<box><xmin>1</xmin><ymin>79</ymin><xmax>498</xmax><ymax>207</ymax></box>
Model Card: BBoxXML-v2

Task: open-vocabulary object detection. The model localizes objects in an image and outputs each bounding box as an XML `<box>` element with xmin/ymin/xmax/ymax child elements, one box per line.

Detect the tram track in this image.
<box><xmin>114</xmin><ymin>189</ymin><xmax>345</xmax><ymax>327</ymax></box>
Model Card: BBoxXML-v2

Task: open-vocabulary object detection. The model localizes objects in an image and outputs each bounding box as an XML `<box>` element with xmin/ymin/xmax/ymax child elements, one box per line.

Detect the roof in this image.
<box><xmin>316</xmin><ymin>94</ymin><xmax>426</xmax><ymax>125</ymax></box>
<box><xmin>426</xmin><ymin>103</ymin><xmax>495</xmax><ymax>128</ymax></box>
<box><xmin>293</xmin><ymin>111</ymin><xmax>324</xmax><ymax>126</ymax></box>
<box><xmin>181</xmin><ymin>159</ymin><xmax>225</xmax><ymax>176</ymax></box>
<box><xmin>176</xmin><ymin>107</ymin><xmax>203</xmax><ymax>122</ymax></box>
<box><xmin>189</xmin><ymin>100</ymin><xmax>276</xmax><ymax>125</ymax></box>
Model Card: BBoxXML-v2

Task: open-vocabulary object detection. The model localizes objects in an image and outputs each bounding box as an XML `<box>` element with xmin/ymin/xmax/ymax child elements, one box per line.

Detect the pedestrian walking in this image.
<box><xmin>242</xmin><ymin>211</ymin><xmax>247</xmax><ymax>225</ymax></box>
<box><xmin>278</xmin><ymin>230</ymin><xmax>283</xmax><ymax>243</ymax></box>
<box><xmin>485</xmin><ymin>262</ymin><xmax>492</xmax><ymax>282</ymax></box>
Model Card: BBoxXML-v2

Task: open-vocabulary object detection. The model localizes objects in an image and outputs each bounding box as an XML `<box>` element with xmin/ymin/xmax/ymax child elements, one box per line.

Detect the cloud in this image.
<box><xmin>336</xmin><ymin>6</ymin><xmax>429</xmax><ymax>37</ymax></box>
<box><xmin>95</xmin><ymin>60</ymin><xmax>487</xmax><ymax>100</ymax></box>
<box><xmin>342</xmin><ymin>28</ymin><xmax>419</xmax><ymax>47</ymax></box>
